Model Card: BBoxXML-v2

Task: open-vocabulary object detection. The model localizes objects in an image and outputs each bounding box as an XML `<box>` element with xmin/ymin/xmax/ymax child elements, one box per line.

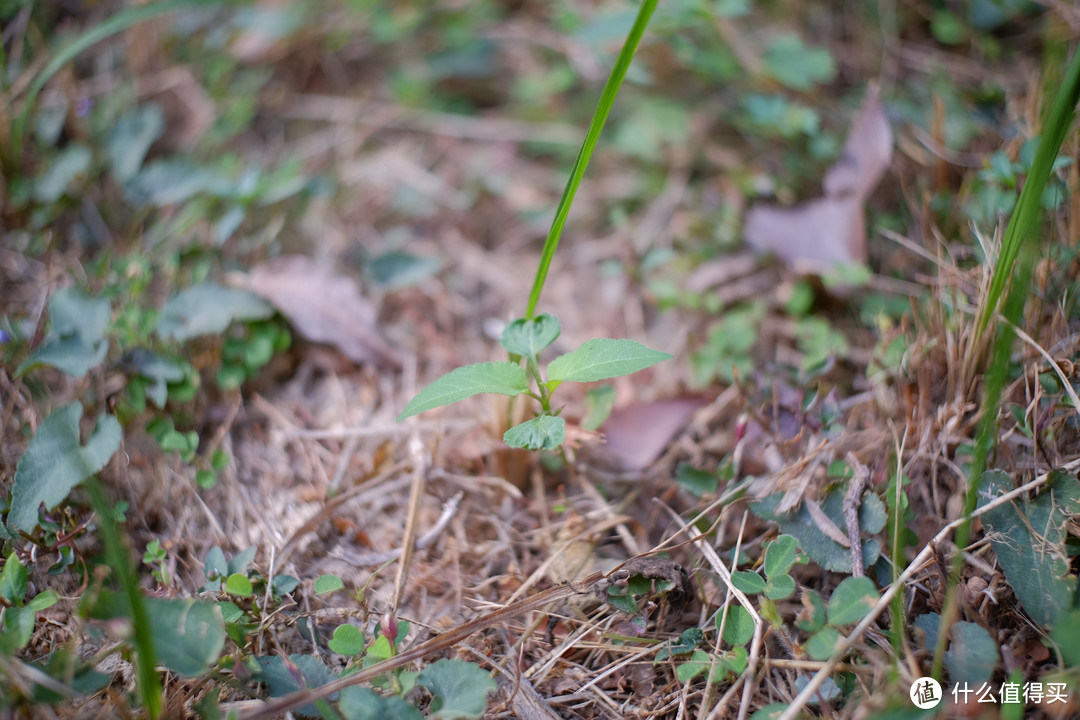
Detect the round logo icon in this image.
<box><xmin>910</xmin><ymin>677</ymin><xmax>943</xmax><ymax>709</ymax></box>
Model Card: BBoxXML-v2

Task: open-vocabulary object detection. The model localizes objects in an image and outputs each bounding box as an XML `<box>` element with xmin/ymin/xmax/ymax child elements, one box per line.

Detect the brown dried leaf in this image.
<box><xmin>597</xmin><ymin>397</ymin><xmax>706</xmax><ymax>471</ymax></box>
<box><xmin>243</xmin><ymin>255</ymin><xmax>401</xmax><ymax>367</ymax></box>
<box><xmin>744</xmin><ymin>87</ymin><xmax>893</xmax><ymax>268</ymax></box>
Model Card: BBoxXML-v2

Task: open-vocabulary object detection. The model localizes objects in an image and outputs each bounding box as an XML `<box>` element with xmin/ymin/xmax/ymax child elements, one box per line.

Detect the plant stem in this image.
<box><xmin>524</xmin><ymin>0</ymin><xmax>657</xmax><ymax>319</ymax></box>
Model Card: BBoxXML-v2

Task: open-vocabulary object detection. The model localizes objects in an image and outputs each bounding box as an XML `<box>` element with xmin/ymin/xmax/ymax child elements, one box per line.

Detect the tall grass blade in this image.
<box><xmin>524</xmin><ymin>0</ymin><xmax>658</xmax><ymax>319</ymax></box>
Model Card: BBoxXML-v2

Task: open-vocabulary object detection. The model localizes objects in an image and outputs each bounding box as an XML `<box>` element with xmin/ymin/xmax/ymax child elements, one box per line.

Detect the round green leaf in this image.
<box><xmin>719</xmin><ymin>604</ymin><xmax>754</xmax><ymax>646</ymax></box>
<box><xmin>329</xmin><ymin>623</ymin><xmax>366</xmax><ymax>656</ymax></box>
<box><xmin>146</xmin><ymin>598</ymin><xmax>225</xmax><ymax>677</ymax></box>
<box><xmin>730</xmin><ymin>570</ymin><xmax>766</xmax><ymax>595</ymax></box>
<box><xmin>225</xmin><ymin>573</ymin><xmax>253</xmax><ymax>597</ymax></box>
<box><xmin>314</xmin><ymin>574</ymin><xmax>345</xmax><ymax>595</ymax></box>
<box><xmin>417</xmin><ymin>658</ymin><xmax>496</xmax><ymax>720</ymax></box>
<box><xmin>806</xmin><ymin>626</ymin><xmax>842</xmax><ymax>661</ymax></box>
<box><xmin>500</xmin><ymin>313</ymin><xmax>561</xmax><ymax>357</ymax></box>
<box><xmin>547</xmin><ymin>338</ymin><xmax>672</xmax><ymax>383</ymax></box>
<box><xmin>763</xmin><ymin>573</ymin><xmax>796</xmax><ymax>600</ymax></box>
<box><xmin>827</xmin><ymin>576</ymin><xmax>878</xmax><ymax>626</ymax></box>
<box><xmin>398</xmin><ymin>362</ymin><xmax>528</xmax><ymax>420</ymax></box>
<box><xmin>503</xmin><ymin>415</ymin><xmax>565</xmax><ymax>450</ymax></box>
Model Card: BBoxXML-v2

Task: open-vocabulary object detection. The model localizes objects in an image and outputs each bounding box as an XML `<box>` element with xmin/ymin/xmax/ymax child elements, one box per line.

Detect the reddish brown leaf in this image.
<box><xmin>598</xmin><ymin>397</ymin><xmax>706</xmax><ymax>471</ymax></box>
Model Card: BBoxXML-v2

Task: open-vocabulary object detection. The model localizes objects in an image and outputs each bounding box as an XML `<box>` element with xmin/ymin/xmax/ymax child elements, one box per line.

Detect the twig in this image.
<box><xmin>843</xmin><ymin>453</ymin><xmax>870</xmax><ymax>578</ymax></box>
<box><xmin>330</xmin><ymin>492</ymin><xmax>463</xmax><ymax>567</ymax></box>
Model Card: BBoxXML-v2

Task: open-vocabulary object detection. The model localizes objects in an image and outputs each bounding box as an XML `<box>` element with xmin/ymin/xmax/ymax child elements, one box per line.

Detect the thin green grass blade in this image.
<box><xmin>932</xmin><ymin>45</ymin><xmax>1080</xmax><ymax>680</ymax></box>
<box><xmin>524</xmin><ymin>0</ymin><xmax>658</xmax><ymax>319</ymax></box>
<box><xmin>976</xmin><ymin>48</ymin><xmax>1080</xmax><ymax>338</ymax></box>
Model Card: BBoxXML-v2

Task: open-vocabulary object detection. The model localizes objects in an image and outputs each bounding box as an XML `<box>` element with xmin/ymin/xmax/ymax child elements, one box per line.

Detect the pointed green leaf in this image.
<box><xmin>0</xmin><ymin>553</ymin><xmax>28</xmax><ymax>605</ymax></box>
<box><xmin>547</xmin><ymin>339</ymin><xmax>671</xmax><ymax>383</ymax></box>
<box><xmin>499</xmin><ymin>313</ymin><xmax>561</xmax><ymax>357</ymax></box>
<box><xmin>399</xmin><ymin>362</ymin><xmax>528</xmax><ymax>420</ymax></box>
<box><xmin>16</xmin><ymin>288</ymin><xmax>111</xmax><ymax>379</ymax></box>
<box><xmin>978</xmin><ymin>469</ymin><xmax>1080</xmax><ymax>626</ymax></box>
<box><xmin>503</xmin><ymin>415</ymin><xmax>565</xmax><ymax>450</ymax></box>
<box><xmin>9</xmin><ymin>403</ymin><xmax>121</xmax><ymax>532</ymax></box>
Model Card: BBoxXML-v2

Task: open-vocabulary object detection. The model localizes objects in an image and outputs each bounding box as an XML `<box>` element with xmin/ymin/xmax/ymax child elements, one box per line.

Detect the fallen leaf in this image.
<box><xmin>744</xmin><ymin>87</ymin><xmax>893</xmax><ymax>268</ymax></box>
<box><xmin>241</xmin><ymin>255</ymin><xmax>401</xmax><ymax>367</ymax></box>
<box><xmin>596</xmin><ymin>397</ymin><xmax>706</xmax><ymax>471</ymax></box>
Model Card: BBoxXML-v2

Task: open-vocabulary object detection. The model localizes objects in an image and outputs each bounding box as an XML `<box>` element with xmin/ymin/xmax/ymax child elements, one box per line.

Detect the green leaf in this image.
<box><xmin>978</xmin><ymin>469</ymin><xmax>1080</xmax><ymax>626</ymax></box>
<box><xmin>366</xmin><ymin>251</ymin><xmax>442</xmax><ymax>291</ymax></box>
<box><xmin>761</xmin><ymin>33</ymin><xmax>836</xmax><ymax>91</ymax></box>
<box><xmin>8</xmin><ymin>403</ymin><xmax>121</xmax><ymax>532</ymax></box>
<box><xmin>228</xmin><ymin>545</ymin><xmax>257</xmax><ymax>575</ymax></box>
<box><xmin>272</xmin><ymin>575</ymin><xmax>299</xmax><ymax>596</ymax></box>
<box><xmin>503</xmin><ymin>415</ymin><xmax>565</xmax><ymax>450</ymax></box>
<box><xmin>827</xmin><ymin>576</ymin><xmax>878</xmax><ymax>626</ymax></box>
<box><xmin>763</xmin><ymin>535</ymin><xmax>799</xmax><ymax>578</ymax></box>
<box><xmin>795</xmin><ymin>589</ymin><xmax>826</xmax><ymax>633</ymax></box>
<box><xmin>750</xmin><ymin>485</ymin><xmax>882</xmax><ymax>573</ymax></box>
<box><xmin>582</xmin><ymin>384</ymin><xmax>616</xmax><ymax>431</ymax></box>
<box><xmin>499</xmin><ymin>313</ymin><xmax>561</xmax><ymax>357</ymax></box>
<box><xmin>398</xmin><ymin>362</ymin><xmax>529</xmax><ymax>420</ymax></box>
<box><xmin>339</xmin><ymin>686</ymin><xmax>424</xmax><ymax>720</ymax></box>
<box><xmin>34</xmin><ymin>143</ymin><xmax>92</xmax><ymax>203</ymax></box>
<box><xmin>0</xmin><ymin>553</ymin><xmax>28</xmax><ymax>605</ymax></box>
<box><xmin>730</xmin><ymin>570</ymin><xmax>766</xmax><ymax>595</ymax></box>
<box><xmin>806</xmin><ymin>626</ymin><xmax>842</xmax><ymax>661</ymax></box>
<box><xmin>675</xmin><ymin>649</ymin><xmax>711</xmax><ymax>683</ymax></box>
<box><xmin>417</xmin><ymin>658</ymin><xmax>496</xmax><ymax>719</ymax></box>
<box><xmin>314</xmin><ymin>574</ymin><xmax>345</xmax><ymax>595</ymax></box>
<box><xmin>256</xmin><ymin>654</ymin><xmax>335</xmax><ymax>717</ymax></box>
<box><xmin>30</xmin><ymin>648</ymin><xmax>110</xmax><ymax>702</ymax></box>
<box><xmin>719</xmin><ymin>604</ymin><xmax>754</xmax><ymax>646</ymax></box>
<box><xmin>156</xmin><ymin>283</ymin><xmax>273</xmax><ymax>342</ymax></box>
<box><xmin>126</xmin><ymin>159</ymin><xmax>231</xmax><ymax>206</ymax></box>
<box><xmin>17</xmin><ymin>288</ymin><xmax>111</xmax><ymax>378</ymax></box>
<box><xmin>108</xmin><ymin>104</ymin><xmax>165</xmax><ymax>183</ymax></box>
<box><xmin>763</xmin><ymin>573</ymin><xmax>796</xmax><ymax>600</ymax></box>
<box><xmin>656</xmin><ymin>627</ymin><xmax>704</xmax><ymax>660</ymax></box>
<box><xmin>547</xmin><ymin>338</ymin><xmax>671</xmax><ymax>383</ymax></box>
<box><xmin>944</xmin><ymin>621</ymin><xmax>998</xmax><ymax>687</ymax></box>
<box><xmin>123</xmin><ymin>349</ymin><xmax>186</xmax><ymax>408</ymax></box>
<box><xmin>676</xmin><ymin>462</ymin><xmax>719</xmax><ymax>498</ymax></box>
<box><xmin>329</xmin><ymin>623</ymin><xmax>366</xmax><ymax>656</ymax></box>
<box><xmin>225</xmin><ymin>573</ymin><xmax>253</xmax><ymax>597</ymax></box>
<box><xmin>146</xmin><ymin>598</ymin><xmax>225</xmax><ymax>677</ymax></box>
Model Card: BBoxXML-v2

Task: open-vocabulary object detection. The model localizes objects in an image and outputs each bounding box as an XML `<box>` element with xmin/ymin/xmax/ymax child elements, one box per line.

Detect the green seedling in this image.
<box><xmin>142</xmin><ymin>540</ymin><xmax>170</xmax><ymax>587</ymax></box>
<box><xmin>399</xmin><ymin>313</ymin><xmax>670</xmax><ymax>449</ymax></box>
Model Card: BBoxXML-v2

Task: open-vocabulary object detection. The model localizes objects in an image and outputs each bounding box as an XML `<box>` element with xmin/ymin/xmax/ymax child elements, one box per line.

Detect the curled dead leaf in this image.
<box><xmin>744</xmin><ymin>86</ymin><xmax>893</xmax><ymax>269</ymax></box>
<box><xmin>240</xmin><ymin>255</ymin><xmax>401</xmax><ymax>367</ymax></box>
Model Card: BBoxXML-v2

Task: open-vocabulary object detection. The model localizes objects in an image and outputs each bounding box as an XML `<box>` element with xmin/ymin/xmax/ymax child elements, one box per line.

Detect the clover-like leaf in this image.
<box><xmin>763</xmin><ymin>535</ymin><xmax>800</xmax><ymax>578</ymax></box>
<box><xmin>329</xmin><ymin>623</ymin><xmax>366</xmax><ymax>656</ymax></box>
<box><xmin>339</xmin><ymin>686</ymin><xmax>423</xmax><ymax>720</ymax></box>
<box><xmin>314</xmin><ymin>575</ymin><xmax>345</xmax><ymax>595</ymax></box>
<box><xmin>730</xmin><ymin>570</ymin><xmax>766</xmax><ymax>595</ymax></box>
<box><xmin>256</xmin><ymin>654</ymin><xmax>335</xmax><ymax>717</ymax></box>
<box><xmin>399</xmin><ymin>362</ymin><xmax>529</xmax><ymax>420</ymax></box>
<box><xmin>500</xmin><ymin>313</ymin><xmax>561</xmax><ymax>357</ymax></box>
<box><xmin>806</xmin><ymin>627</ymin><xmax>842</xmax><ymax>661</ymax></box>
<box><xmin>827</xmin><ymin>576</ymin><xmax>878</xmax><ymax>626</ymax></box>
<box><xmin>718</xmin><ymin>604</ymin><xmax>754</xmax><ymax>646</ymax></box>
<box><xmin>944</xmin><ymin>621</ymin><xmax>998</xmax><ymax>687</ymax></box>
<box><xmin>417</xmin><ymin>658</ymin><xmax>496</xmax><ymax>719</ymax></box>
<box><xmin>503</xmin><ymin>415</ymin><xmax>565</xmax><ymax>450</ymax></box>
<box><xmin>547</xmin><ymin>338</ymin><xmax>672</xmax><ymax>383</ymax></box>
<box><xmin>763</xmin><ymin>573</ymin><xmax>796</xmax><ymax>600</ymax></box>
<box><xmin>8</xmin><ymin>403</ymin><xmax>121</xmax><ymax>532</ymax></box>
